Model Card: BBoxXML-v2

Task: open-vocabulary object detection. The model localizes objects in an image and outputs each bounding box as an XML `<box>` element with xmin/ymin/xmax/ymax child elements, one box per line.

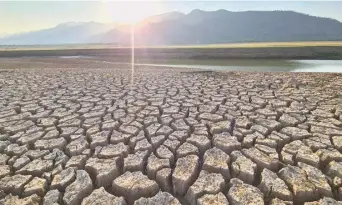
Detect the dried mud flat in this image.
<box><xmin>1</xmin><ymin>63</ymin><xmax>342</xmax><ymax>205</ymax></box>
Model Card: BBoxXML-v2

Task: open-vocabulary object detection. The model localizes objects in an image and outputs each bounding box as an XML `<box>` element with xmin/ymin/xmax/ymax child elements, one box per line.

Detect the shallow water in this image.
<box><xmin>59</xmin><ymin>56</ymin><xmax>342</xmax><ymax>73</ymax></box>
<box><xmin>59</xmin><ymin>55</ymin><xmax>89</xmax><ymax>59</ymax></box>
<box><xmin>134</xmin><ymin>59</ymin><xmax>342</xmax><ymax>73</ymax></box>
<box><xmin>292</xmin><ymin>60</ymin><xmax>342</xmax><ymax>73</ymax></box>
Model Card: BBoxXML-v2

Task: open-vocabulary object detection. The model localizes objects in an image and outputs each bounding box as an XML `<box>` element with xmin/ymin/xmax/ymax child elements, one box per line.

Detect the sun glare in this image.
<box><xmin>101</xmin><ymin>1</ymin><xmax>163</xmax><ymax>24</ymax></box>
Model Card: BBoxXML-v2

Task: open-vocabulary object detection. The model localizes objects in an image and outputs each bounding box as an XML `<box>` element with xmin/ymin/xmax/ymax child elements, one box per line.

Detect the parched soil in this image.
<box><xmin>1</xmin><ymin>58</ymin><xmax>342</xmax><ymax>205</ymax></box>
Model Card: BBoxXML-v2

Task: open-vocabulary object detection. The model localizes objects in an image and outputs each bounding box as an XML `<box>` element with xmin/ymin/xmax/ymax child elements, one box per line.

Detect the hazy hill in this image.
<box><xmin>142</xmin><ymin>11</ymin><xmax>186</xmax><ymax>24</ymax></box>
<box><xmin>1</xmin><ymin>10</ymin><xmax>342</xmax><ymax>45</ymax></box>
<box><xmin>0</xmin><ymin>22</ymin><xmax>114</xmax><ymax>45</ymax></box>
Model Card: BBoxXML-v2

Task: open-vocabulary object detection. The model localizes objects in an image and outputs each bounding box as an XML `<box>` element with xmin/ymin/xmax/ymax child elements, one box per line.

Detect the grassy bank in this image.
<box><xmin>2</xmin><ymin>41</ymin><xmax>342</xmax><ymax>51</ymax></box>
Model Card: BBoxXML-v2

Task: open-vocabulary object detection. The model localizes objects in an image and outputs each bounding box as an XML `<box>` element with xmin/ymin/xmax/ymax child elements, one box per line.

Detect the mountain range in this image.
<box><xmin>1</xmin><ymin>9</ymin><xmax>342</xmax><ymax>45</ymax></box>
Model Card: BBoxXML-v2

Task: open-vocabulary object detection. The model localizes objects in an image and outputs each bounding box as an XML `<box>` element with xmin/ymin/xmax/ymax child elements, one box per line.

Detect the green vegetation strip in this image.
<box><xmin>2</xmin><ymin>41</ymin><xmax>342</xmax><ymax>51</ymax></box>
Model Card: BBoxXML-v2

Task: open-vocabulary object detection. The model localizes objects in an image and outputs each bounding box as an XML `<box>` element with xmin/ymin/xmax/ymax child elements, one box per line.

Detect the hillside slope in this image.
<box><xmin>1</xmin><ymin>10</ymin><xmax>342</xmax><ymax>45</ymax></box>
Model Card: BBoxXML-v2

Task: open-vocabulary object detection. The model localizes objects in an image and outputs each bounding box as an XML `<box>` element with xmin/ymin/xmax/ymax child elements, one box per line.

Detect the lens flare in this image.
<box><xmin>130</xmin><ymin>24</ymin><xmax>135</xmax><ymax>90</ymax></box>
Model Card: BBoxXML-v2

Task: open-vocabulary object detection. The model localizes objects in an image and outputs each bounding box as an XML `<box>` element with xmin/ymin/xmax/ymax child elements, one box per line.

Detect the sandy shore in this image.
<box><xmin>1</xmin><ymin>58</ymin><xmax>342</xmax><ymax>204</ymax></box>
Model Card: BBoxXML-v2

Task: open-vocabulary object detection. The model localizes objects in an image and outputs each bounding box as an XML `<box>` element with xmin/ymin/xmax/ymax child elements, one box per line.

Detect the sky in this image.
<box><xmin>1</xmin><ymin>1</ymin><xmax>342</xmax><ymax>35</ymax></box>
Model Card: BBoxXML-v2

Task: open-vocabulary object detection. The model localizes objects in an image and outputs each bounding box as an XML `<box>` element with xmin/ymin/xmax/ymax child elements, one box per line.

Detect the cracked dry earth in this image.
<box><xmin>1</xmin><ymin>65</ymin><xmax>342</xmax><ymax>205</ymax></box>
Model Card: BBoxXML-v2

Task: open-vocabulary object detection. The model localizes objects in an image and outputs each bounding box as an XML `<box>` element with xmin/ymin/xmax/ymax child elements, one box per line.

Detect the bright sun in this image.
<box><xmin>100</xmin><ymin>1</ymin><xmax>163</xmax><ymax>24</ymax></box>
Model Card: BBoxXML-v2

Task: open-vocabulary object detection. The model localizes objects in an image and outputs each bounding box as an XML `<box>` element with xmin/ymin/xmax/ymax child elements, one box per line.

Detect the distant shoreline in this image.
<box><xmin>1</xmin><ymin>42</ymin><xmax>342</xmax><ymax>60</ymax></box>
<box><xmin>2</xmin><ymin>41</ymin><xmax>342</xmax><ymax>51</ymax></box>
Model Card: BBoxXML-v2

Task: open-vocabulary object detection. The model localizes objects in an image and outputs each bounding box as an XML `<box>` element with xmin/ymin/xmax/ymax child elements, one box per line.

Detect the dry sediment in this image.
<box><xmin>1</xmin><ymin>61</ymin><xmax>342</xmax><ymax>204</ymax></box>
